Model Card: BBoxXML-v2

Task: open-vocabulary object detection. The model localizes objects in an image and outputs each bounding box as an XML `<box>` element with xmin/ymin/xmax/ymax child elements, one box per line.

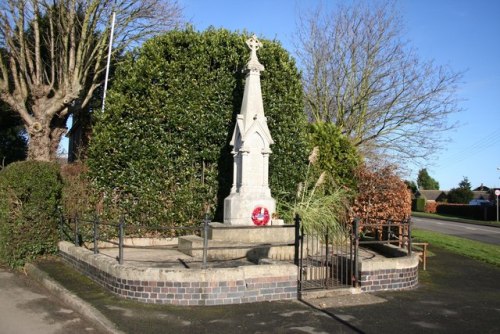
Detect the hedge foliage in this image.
<box><xmin>307</xmin><ymin>122</ymin><xmax>360</xmax><ymax>188</ymax></box>
<box><xmin>0</xmin><ymin>161</ymin><xmax>62</xmax><ymax>267</ymax></box>
<box><xmin>436</xmin><ymin>204</ymin><xmax>496</xmax><ymax>221</ymax></box>
<box><xmin>412</xmin><ymin>197</ymin><xmax>426</xmax><ymax>212</ymax></box>
<box><xmin>87</xmin><ymin>28</ymin><xmax>308</xmax><ymax>227</ymax></box>
<box><xmin>350</xmin><ymin>165</ymin><xmax>411</xmax><ymax>222</ymax></box>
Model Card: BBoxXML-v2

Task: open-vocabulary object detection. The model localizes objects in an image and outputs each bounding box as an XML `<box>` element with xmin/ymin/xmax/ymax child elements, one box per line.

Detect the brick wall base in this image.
<box><xmin>59</xmin><ymin>241</ymin><xmax>297</xmax><ymax>305</ymax></box>
<box><xmin>359</xmin><ymin>255</ymin><xmax>419</xmax><ymax>292</ymax></box>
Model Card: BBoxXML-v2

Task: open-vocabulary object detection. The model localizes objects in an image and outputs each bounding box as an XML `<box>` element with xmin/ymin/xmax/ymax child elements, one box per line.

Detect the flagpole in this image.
<box><xmin>102</xmin><ymin>11</ymin><xmax>116</xmax><ymax>112</ymax></box>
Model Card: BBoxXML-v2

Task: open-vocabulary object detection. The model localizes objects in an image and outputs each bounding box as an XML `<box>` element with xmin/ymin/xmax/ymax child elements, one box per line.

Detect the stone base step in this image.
<box><xmin>178</xmin><ymin>235</ymin><xmax>294</xmax><ymax>262</ymax></box>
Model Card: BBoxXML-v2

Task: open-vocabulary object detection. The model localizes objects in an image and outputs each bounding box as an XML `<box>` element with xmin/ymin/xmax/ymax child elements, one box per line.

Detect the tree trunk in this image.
<box><xmin>27</xmin><ymin>125</ymin><xmax>52</xmax><ymax>161</ymax></box>
<box><xmin>26</xmin><ymin>116</ymin><xmax>68</xmax><ymax>161</ymax></box>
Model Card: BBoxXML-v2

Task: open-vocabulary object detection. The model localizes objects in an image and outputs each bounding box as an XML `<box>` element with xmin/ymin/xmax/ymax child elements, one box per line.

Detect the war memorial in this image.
<box><xmin>58</xmin><ymin>36</ymin><xmax>420</xmax><ymax>306</ymax></box>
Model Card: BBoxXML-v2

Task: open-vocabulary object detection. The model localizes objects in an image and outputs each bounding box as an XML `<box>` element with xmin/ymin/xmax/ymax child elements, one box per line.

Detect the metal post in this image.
<box><xmin>497</xmin><ymin>195</ymin><xmax>499</xmax><ymax>222</ymax></box>
<box><xmin>407</xmin><ymin>218</ymin><xmax>412</xmax><ymax>256</ymax></box>
<box><xmin>324</xmin><ymin>225</ymin><xmax>329</xmax><ymax>289</ymax></box>
<box><xmin>74</xmin><ymin>214</ymin><xmax>79</xmax><ymax>246</ymax></box>
<box><xmin>387</xmin><ymin>219</ymin><xmax>392</xmax><ymax>244</ymax></box>
<box><xmin>93</xmin><ymin>214</ymin><xmax>99</xmax><ymax>255</ymax></box>
<box><xmin>59</xmin><ymin>214</ymin><xmax>64</xmax><ymax>241</ymax></box>
<box><xmin>294</xmin><ymin>214</ymin><xmax>301</xmax><ymax>266</ymax></box>
<box><xmin>118</xmin><ymin>216</ymin><xmax>124</xmax><ymax>265</ymax></box>
<box><xmin>202</xmin><ymin>214</ymin><xmax>209</xmax><ymax>269</ymax></box>
<box><xmin>353</xmin><ymin>218</ymin><xmax>360</xmax><ymax>288</ymax></box>
<box><xmin>299</xmin><ymin>224</ymin><xmax>305</xmax><ymax>290</ymax></box>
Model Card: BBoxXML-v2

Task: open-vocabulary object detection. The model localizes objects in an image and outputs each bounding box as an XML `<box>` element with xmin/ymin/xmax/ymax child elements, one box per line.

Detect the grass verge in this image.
<box><xmin>412</xmin><ymin>211</ymin><xmax>500</xmax><ymax>227</ymax></box>
<box><xmin>413</xmin><ymin>229</ymin><xmax>500</xmax><ymax>267</ymax></box>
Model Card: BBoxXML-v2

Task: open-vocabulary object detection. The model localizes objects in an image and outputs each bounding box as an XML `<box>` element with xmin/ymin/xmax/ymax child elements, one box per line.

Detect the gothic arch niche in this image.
<box><xmin>246</xmin><ymin>132</ymin><xmax>265</xmax><ymax>187</ymax></box>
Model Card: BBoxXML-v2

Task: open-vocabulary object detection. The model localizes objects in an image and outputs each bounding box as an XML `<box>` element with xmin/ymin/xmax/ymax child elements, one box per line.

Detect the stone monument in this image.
<box><xmin>223</xmin><ymin>35</ymin><xmax>277</xmax><ymax>226</ymax></box>
<box><xmin>178</xmin><ymin>35</ymin><xmax>293</xmax><ymax>262</ymax></box>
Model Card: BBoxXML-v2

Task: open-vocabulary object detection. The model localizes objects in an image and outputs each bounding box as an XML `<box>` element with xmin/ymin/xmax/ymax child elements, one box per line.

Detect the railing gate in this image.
<box><xmin>296</xmin><ymin>216</ymin><xmax>357</xmax><ymax>291</ymax></box>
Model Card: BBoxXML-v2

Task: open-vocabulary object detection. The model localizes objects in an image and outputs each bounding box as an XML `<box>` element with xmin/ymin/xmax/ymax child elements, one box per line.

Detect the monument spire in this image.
<box><xmin>223</xmin><ymin>35</ymin><xmax>276</xmax><ymax>226</ymax></box>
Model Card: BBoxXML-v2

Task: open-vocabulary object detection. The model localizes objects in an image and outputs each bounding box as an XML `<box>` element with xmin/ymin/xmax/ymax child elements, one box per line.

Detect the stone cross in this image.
<box><xmin>246</xmin><ymin>35</ymin><xmax>264</xmax><ymax>72</ymax></box>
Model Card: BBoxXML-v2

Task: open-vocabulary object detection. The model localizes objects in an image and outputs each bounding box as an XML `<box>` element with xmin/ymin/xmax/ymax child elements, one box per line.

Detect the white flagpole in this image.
<box><xmin>102</xmin><ymin>12</ymin><xmax>116</xmax><ymax>112</ymax></box>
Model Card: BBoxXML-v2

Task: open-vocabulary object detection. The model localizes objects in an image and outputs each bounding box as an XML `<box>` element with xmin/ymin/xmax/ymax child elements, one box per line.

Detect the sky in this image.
<box><xmin>174</xmin><ymin>0</ymin><xmax>500</xmax><ymax>191</ymax></box>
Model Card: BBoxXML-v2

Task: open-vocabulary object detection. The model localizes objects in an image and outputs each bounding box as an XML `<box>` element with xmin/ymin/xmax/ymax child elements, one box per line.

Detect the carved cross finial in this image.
<box><xmin>245</xmin><ymin>35</ymin><xmax>264</xmax><ymax>72</ymax></box>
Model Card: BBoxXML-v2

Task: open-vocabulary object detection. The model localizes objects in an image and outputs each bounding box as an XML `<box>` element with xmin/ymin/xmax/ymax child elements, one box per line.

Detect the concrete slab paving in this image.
<box><xmin>29</xmin><ymin>245</ymin><xmax>500</xmax><ymax>333</ymax></box>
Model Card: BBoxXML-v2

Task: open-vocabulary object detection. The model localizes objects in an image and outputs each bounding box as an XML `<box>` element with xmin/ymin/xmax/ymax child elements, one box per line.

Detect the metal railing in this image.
<box><xmin>296</xmin><ymin>215</ymin><xmax>413</xmax><ymax>291</ymax></box>
<box><xmin>59</xmin><ymin>214</ymin><xmax>298</xmax><ymax>268</ymax></box>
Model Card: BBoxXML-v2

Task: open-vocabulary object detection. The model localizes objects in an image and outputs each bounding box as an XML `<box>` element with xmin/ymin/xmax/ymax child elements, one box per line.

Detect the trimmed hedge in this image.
<box><xmin>436</xmin><ymin>204</ymin><xmax>496</xmax><ymax>221</ymax></box>
<box><xmin>412</xmin><ymin>198</ymin><xmax>426</xmax><ymax>212</ymax></box>
<box><xmin>87</xmin><ymin>28</ymin><xmax>309</xmax><ymax>227</ymax></box>
<box><xmin>351</xmin><ymin>165</ymin><xmax>411</xmax><ymax>221</ymax></box>
<box><xmin>0</xmin><ymin>161</ymin><xmax>62</xmax><ymax>267</ymax></box>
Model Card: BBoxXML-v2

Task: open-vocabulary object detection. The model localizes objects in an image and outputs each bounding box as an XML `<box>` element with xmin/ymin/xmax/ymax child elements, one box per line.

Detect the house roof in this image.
<box><xmin>473</xmin><ymin>185</ymin><xmax>490</xmax><ymax>191</ymax></box>
<box><xmin>418</xmin><ymin>190</ymin><xmax>447</xmax><ymax>201</ymax></box>
<box><xmin>472</xmin><ymin>191</ymin><xmax>489</xmax><ymax>200</ymax></box>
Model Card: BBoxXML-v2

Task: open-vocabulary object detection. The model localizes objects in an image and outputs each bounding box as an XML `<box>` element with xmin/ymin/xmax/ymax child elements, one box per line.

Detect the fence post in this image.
<box><xmin>294</xmin><ymin>214</ymin><xmax>301</xmax><ymax>266</ymax></box>
<box><xmin>118</xmin><ymin>216</ymin><xmax>124</xmax><ymax>265</ymax></box>
<box><xmin>407</xmin><ymin>217</ymin><xmax>412</xmax><ymax>256</ymax></box>
<box><xmin>353</xmin><ymin>218</ymin><xmax>360</xmax><ymax>288</ymax></box>
<box><xmin>59</xmin><ymin>213</ymin><xmax>64</xmax><ymax>242</ymax></box>
<box><xmin>74</xmin><ymin>214</ymin><xmax>79</xmax><ymax>246</ymax></box>
<box><xmin>93</xmin><ymin>214</ymin><xmax>99</xmax><ymax>255</ymax></box>
<box><xmin>387</xmin><ymin>219</ymin><xmax>392</xmax><ymax>244</ymax></box>
<box><xmin>202</xmin><ymin>214</ymin><xmax>210</xmax><ymax>269</ymax></box>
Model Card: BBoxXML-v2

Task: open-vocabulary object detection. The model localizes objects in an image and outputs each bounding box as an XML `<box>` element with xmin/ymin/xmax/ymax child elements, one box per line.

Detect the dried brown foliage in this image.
<box><xmin>425</xmin><ymin>201</ymin><xmax>438</xmax><ymax>213</ymax></box>
<box><xmin>350</xmin><ymin>165</ymin><xmax>411</xmax><ymax>222</ymax></box>
<box><xmin>60</xmin><ymin>162</ymin><xmax>92</xmax><ymax>217</ymax></box>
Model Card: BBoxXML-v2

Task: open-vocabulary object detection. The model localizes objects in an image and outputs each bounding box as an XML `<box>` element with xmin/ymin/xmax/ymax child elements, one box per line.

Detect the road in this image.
<box><xmin>411</xmin><ymin>216</ymin><xmax>500</xmax><ymax>245</ymax></box>
<box><xmin>0</xmin><ymin>267</ymin><xmax>104</xmax><ymax>334</ymax></box>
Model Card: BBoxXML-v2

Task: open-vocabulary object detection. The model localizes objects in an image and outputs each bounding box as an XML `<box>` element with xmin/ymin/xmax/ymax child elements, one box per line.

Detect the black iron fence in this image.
<box><xmin>59</xmin><ymin>214</ymin><xmax>297</xmax><ymax>268</ymax></box>
<box><xmin>296</xmin><ymin>215</ymin><xmax>413</xmax><ymax>292</ymax></box>
<box><xmin>59</xmin><ymin>213</ymin><xmax>413</xmax><ymax>291</ymax></box>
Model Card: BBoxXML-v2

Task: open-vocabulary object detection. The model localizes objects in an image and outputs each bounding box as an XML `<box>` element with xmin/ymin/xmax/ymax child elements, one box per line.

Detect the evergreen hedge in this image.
<box><xmin>87</xmin><ymin>28</ymin><xmax>308</xmax><ymax>227</ymax></box>
<box><xmin>0</xmin><ymin>161</ymin><xmax>62</xmax><ymax>267</ymax></box>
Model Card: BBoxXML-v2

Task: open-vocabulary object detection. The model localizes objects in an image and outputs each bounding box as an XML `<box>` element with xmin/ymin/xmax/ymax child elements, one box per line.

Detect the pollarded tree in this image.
<box><xmin>0</xmin><ymin>0</ymin><xmax>182</xmax><ymax>161</ymax></box>
<box><xmin>87</xmin><ymin>28</ymin><xmax>309</xmax><ymax>226</ymax></box>
<box><xmin>294</xmin><ymin>1</ymin><xmax>462</xmax><ymax>164</ymax></box>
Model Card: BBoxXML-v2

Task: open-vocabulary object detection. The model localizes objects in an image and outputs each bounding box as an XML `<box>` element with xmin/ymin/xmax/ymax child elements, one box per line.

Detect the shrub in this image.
<box><xmin>0</xmin><ymin>161</ymin><xmax>62</xmax><ymax>267</ymax></box>
<box><xmin>60</xmin><ymin>162</ymin><xmax>93</xmax><ymax>218</ymax></box>
<box><xmin>87</xmin><ymin>28</ymin><xmax>308</xmax><ymax>227</ymax></box>
<box><xmin>412</xmin><ymin>197</ymin><xmax>426</xmax><ymax>212</ymax></box>
<box><xmin>287</xmin><ymin>147</ymin><xmax>353</xmax><ymax>239</ymax></box>
<box><xmin>436</xmin><ymin>203</ymin><xmax>494</xmax><ymax>221</ymax></box>
<box><xmin>307</xmin><ymin>122</ymin><xmax>360</xmax><ymax>188</ymax></box>
<box><xmin>424</xmin><ymin>201</ymin><xmax>438</xmax><ymax>213</ymax></box>
<box><xmin>350</xmin><ymin>165</ymin><xmax>411</xmax><ymax>221</ymax></box>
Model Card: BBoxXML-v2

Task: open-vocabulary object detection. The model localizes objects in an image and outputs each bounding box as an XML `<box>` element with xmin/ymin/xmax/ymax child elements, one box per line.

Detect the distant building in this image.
<box><xmin>417</xmin><ymin>190</ymin><xmax>447</xmax><ymax>202</ymax></box>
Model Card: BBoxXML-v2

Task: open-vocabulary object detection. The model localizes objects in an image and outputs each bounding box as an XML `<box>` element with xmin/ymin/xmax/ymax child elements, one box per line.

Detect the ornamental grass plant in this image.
<box><xmin>289</xmin><ymin>147</ymin><xmax>353</xmax><ymax>242</ymax></box>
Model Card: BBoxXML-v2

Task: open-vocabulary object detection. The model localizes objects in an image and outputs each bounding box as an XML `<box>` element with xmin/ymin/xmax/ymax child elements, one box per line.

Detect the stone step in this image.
<box><xmin>300</xmin><ymin>287</ymin><xmax>361</xmax><ymax>299</ymax></box>
<box><xmin>178</xmin><ymin>235</ymin><xmax>294</xmax><ymax>262</ymax></box>
<box><xmin>206</xmin><ymin>222</ymin><xmax>295</xmax><ymax>244</ymax></box>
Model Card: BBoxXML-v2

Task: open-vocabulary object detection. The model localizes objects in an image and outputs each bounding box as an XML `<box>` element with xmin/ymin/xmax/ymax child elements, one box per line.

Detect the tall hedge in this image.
<box><xmin>0</xmin><ymin>161</ymin><xmax>62</xmax><ymax>267</ymax></box>
<box><xmin>87</xmin><ymin>28</ymin><xmax>308</xmax><ymax>226</ymax></box>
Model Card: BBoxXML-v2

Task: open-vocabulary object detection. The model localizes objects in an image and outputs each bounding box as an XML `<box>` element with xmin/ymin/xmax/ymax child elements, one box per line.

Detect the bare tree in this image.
<box><xmin>0</xmin><ymin>0</ymin><xmax>182</xmax><ymax>161</ymax></box>
<box><xmin>294</xmin><ymin>1</ymin><xmax>462</xmax><ymax>164</ymax></box>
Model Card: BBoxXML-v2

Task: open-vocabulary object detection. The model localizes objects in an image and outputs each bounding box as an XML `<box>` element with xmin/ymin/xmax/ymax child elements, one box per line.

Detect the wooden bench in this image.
<box><xmin>412</xmin><ymin>242</ymin><xmax>429</xmax><ymax>270</ymax></box>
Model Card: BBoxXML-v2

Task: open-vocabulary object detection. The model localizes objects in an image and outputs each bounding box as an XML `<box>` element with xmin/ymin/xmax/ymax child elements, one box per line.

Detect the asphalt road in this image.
<box><xmin>412</xmin><ymin>216</ymin><xmax>500</xmax><ymax>245</ymax></box>
<box><xmin>0</xmin><ymin>267</ymin><xmax>104</xmax><ymax>334</ymax></box>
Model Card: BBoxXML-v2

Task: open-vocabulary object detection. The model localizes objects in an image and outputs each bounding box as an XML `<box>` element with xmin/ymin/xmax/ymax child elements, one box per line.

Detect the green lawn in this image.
<box><xmin>412</xmin><ymin>211</ymin><xmax>500</xmax><ymax>227</ymax></box>
<box><xmin>412</xmin><ymin>229</ymin><xmax>500</xmax><ymax>267</ymax></box>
